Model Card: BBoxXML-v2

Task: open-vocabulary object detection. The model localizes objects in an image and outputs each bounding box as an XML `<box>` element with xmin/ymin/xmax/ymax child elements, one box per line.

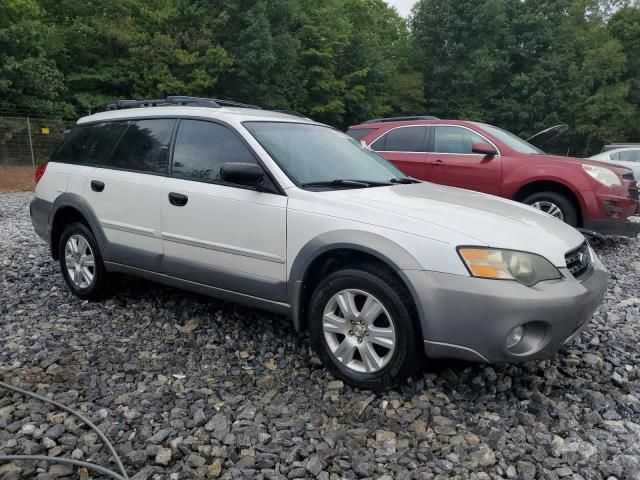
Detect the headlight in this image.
<box><xmin>582</xmin><ymin>164</ymin><xmax>621</xmax><ymax>186</ymax></box>
<box><xmin>458</xmin><ymin>248</ymin><xmax>562</xmax><ymax>286</ymax></box>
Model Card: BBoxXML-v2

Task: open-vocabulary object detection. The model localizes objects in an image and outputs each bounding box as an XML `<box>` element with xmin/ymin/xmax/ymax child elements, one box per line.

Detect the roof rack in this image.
<box><xmin>213</xmin><ymin>98</ymin><xmax>262</xmax><ymax>109</ymax></box>
<box><xmin>105</xmin><ymin>96</ymin><xmax>262</xmax><ymax>111</ymax></box>
<box><xmin>272</xmin><ymin>109</ymin><xmax>309</xmax><ymax>119</ymax></box>
<box><xmin>363</xmin><ymin>115</ymin><xmax>439</xmax><ymax>124</ymax></box>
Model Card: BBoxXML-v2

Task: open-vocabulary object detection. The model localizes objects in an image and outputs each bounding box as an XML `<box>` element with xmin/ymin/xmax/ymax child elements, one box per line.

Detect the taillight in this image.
<box><xmin>35</xmin><ymin>161</ymin><xmax>48</xmax><ymax>185</ymax></box>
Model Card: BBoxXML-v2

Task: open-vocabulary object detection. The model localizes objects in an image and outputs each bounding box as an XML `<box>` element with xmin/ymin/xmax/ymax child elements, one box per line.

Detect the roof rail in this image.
<box><xmin>212</xmin><ymin>99</ymin><xmax>262</xmax><ymax>109</ymax></box>
<box><xmin>363</xmin><ymin>115</ymin><xmax>439</xmax><ymax>124</ymax></box>
<box><xmin>105</xmin><ymin>96</ymin><xmax>262</xmax><ymax>111</ymax></box>
<box><xmin>272</xmin><ymin>109</ymin><xmax>309</xmax><ymax>119</ymax></box>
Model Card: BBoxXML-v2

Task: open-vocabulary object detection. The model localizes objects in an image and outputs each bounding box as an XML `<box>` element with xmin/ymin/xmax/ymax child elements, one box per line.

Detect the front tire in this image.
<box><xmin>523</xmin><ymin>191</ymin><xmax>578</xmax><ymax>226</ymax></box>
<box><xmin>58</xmin><ymin>222</ymin><xmax>108</xmax><ymax>300</ymax></box>
<box><xmin>309</xmin><ymin>264</ymin><xmax>421</xmax><ymax>390</ymax></box>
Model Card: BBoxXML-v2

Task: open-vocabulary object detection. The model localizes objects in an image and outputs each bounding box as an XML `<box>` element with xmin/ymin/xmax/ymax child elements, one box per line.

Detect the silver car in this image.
<box><xmin>590</xmin><ymin>148</ymin><xmax>640</xmax><ymax>181</ymax></box>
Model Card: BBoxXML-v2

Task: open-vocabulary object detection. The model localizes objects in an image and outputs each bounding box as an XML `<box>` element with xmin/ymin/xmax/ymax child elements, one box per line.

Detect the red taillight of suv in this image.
<box><xmin>34</xmin><ymin>161</ymin><xmax>48</xmax><ymax>185</ymax></box>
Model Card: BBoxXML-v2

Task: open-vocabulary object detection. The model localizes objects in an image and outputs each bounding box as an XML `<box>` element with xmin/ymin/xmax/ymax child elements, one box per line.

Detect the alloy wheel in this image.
<box><xmin>531</xmin><ymin>200</ymin><xmax>564</xmax><ymax>221</ymax></box>
<box><xmin>322</xmin><ymin>289</ymin><xmax>396</xmax><ymax>373</ymax></box>
<box><xmin>64</xmin><ymin>234</ymin><xmax>95</xmax><ymax>289</ymax></box>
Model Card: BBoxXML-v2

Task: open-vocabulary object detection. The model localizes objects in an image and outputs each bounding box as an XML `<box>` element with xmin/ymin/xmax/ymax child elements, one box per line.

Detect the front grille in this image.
<box><xmin>629</xmin><ymin>188</ymin><xmax>639</xmax><ymax>200</ymax></box>
<box><xmin>565</xmin><ymin>242</ymin><xmax>592</xmax><ymax>279</ymax></box>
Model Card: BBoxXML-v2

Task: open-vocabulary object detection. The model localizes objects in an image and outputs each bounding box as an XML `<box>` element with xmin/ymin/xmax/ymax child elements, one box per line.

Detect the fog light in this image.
<box><xmin>505</xmin><ymin>326</ymin><xmax>524</xmax><ymax>350</ymax></box>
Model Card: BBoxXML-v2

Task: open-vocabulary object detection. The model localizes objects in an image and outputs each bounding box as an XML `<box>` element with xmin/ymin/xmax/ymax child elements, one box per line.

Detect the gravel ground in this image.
<box><xmin>1</xmin><ymin>191</ymin><xmax>640</xmax><ymax>480</ymax></box>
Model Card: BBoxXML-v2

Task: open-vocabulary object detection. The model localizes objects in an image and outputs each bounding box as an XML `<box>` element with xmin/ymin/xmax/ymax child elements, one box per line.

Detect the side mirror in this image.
<box><xmin>472</xmin><ymin>142</ymin><xmax>498</xmax><ymax>156</ymax></box>
<box><xmin>220</xmin><ymin>162</ymin><xmax>265</xmax><ymax>186</ymax></box>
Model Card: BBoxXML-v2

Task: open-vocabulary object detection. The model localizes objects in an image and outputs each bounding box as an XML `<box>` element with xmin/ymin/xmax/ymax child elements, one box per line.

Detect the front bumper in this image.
<box><xmin>403</xmin><ymin>253</ymin><xmax>608</xmax><ymax>363</ymax></box>
<box><xmin>581</xmin><ymin>189</ymin><xmax>639</xmax><ymax>236</ymax></box>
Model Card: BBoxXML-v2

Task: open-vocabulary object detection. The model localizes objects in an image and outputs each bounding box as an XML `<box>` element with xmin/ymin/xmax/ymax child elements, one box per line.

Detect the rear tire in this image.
<box><xmin>308</xmin><ymin>264</ymin><xmax>421</xmax><ymax>391</ymax></box>
<box><xmin>58</xmin><ymin>222</ymin><xmax>109</xmax><ymax>300</ymax></box>
<box><xmin>522</xmin><ymin>191</ymin><xmax>578</xmax><ymax>226</ymax></box>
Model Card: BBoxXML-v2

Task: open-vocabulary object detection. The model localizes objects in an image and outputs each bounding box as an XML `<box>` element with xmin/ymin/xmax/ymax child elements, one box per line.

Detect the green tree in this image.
<box><xmin>410</xmin><ymin>0</ymin><xmax>639</xmax><ymax>155</ymax></box>
<box><xmin>0</xmin><ymin>0</ymin><xmax>71</xmax><ymax>115</ymax></box>
<box><xmin>214</xmin><ymin>0</ymin><xmax>307</xmax><ymax>110</ymax></box>
<box><xmin>40</xmin><ymin>0</ymin><xmax>231</xmax><ymax>115</ymax></box>
<box><xmin>411</xmin><ymin>0</ymin><xmax>512</xmax><ymax>120</ymax></box>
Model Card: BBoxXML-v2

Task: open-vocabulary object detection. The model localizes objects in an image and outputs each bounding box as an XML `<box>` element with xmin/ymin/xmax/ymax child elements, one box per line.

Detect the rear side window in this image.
<box><xmin>433</xmin><ymin>126</ymin><xmax>486</xmax><ymax>154</ymax></box>
<box><xmin>371</xmin><ymin>126</ymin><xmax>428</xmax><ymax>152</ymax></box>
<box><xmin>619</xmin><ymin>150</ymin><xmax>640</xmax><ymax>162</ymax></box>
<box><xmin>346</xmin><ymin>128</ymin><xmax>377</xmax><ymax>141</ymax></box>
<box><xmin>171</xmin><ymin>120</ymin><xmax>256</xmax><ymax>182</ymax></box>
<box><xmin>51</xmin><ymin>122</ymin><xmax>127</xmax><ymax>165</ymax></box>
<box><xmin>109</xmin><ymin>119</ymin><xmax>175</xmax><ymax>174</ymax></box>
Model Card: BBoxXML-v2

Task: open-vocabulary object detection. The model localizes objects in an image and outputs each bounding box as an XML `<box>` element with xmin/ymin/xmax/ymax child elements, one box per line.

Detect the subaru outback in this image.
<box><xmin>31</xmin><ymin>97</ymin><xmax>608</xmax><ymax>390</ymax></box>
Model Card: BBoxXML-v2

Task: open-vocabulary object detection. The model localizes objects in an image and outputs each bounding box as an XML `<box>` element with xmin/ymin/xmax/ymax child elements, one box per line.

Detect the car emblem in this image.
<box><xmin>578</xmin><ymin>252</ymin><xmax>586</xmax><ymax>266</ymax></box>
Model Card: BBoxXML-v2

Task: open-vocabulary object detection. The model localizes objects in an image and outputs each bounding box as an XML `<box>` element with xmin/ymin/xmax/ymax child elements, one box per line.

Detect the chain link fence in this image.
<box><xmin>0</xmin><ymin>116</ymin><xmax>76</xmax><ymax>166</ymax></box>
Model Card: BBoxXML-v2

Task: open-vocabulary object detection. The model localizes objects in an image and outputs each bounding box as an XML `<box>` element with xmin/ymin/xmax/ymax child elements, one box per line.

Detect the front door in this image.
<box><xmin>160</xmin><ymin>119</ymin><xmax>288</xmax><ymax>302</ymax></box>
<box><xmin>426</xmin><ymin>125</ymin><xmax>502</xmax><ymax>195</ymax></box>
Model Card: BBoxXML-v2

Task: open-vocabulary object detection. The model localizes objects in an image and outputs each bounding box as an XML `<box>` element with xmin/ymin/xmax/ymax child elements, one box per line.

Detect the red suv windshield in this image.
<box><xmin>478</xmin><ymin>124</ymin><xmax>543</xmax><ymax>154</ymax></box>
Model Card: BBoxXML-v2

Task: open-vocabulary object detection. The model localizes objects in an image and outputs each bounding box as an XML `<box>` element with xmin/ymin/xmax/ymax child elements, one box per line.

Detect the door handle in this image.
<box><xmin>90</xmin><ymin>180</ymin><xmax>105</xmax><ymax>192</ymax></box>
<box><xmin>168</xmin><ymin>192</ymin><xmax>188</xmax><ymax>207</ymax></box>
<box><xmin>430</xmin><ymin>159</ymin><xmax>446</xmax><ymax>167</ymax></box>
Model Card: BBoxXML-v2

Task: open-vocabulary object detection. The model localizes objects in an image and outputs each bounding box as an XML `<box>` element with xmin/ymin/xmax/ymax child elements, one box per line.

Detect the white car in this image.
<box><xmin>590</xmin><ymin>148</ymin><xmax>640</xmax><ymax>181</ymax></box>
<box><xmin>30</xmin><ymin>96</ymin><xmax>608</xmax><ymax>389</ymax></box>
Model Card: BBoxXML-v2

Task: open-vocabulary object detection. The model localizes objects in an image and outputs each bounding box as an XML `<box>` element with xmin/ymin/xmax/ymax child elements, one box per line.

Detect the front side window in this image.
<box><xmin>109</xmin><ymin>119</ymin><xmax>175</xmax><ymax>174</ymax></box>
<box><xmin>172</xmin><ymin>120</ymin><xmax>256</xmax><ymax>182</ymax></box>
<box><xmin>51</xmin><ymin>122</ymin><xmax>127</xmax><ymax>165</ymax></box>
<box><xmin>244</xmin><ymin>122</ymin><xmax>407</xmax><ymax>186</ymax></box>
<box><xmin>371</xmin><ymin>126</ymin><xmax>428</xmax><ymax>152</ymax></box>
<box><xmin>478</xmin><ymin>124</ymin><xmax>541</xmax><ymax>154</ymax></box>
<box><xmin>433</xmin><ymin>126</ymin><xmax>486</xmax><ymax>154</ymax></box>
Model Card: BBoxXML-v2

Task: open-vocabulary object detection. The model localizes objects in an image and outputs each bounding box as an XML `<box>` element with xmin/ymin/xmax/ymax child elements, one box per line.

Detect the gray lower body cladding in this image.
<box><xmin>404</xmin><ymin>256</ymin><xmax>608</xmax><ymax>363</ymax></box>
<box><xmin>29</xmin><ymin>197</ymin><xmax>52</xmax><ymax>245</ymax></box>
<box><xmin>31</xmin><ymin>195</ymin><xmax>608</xmax><ymax>365</ymax></box>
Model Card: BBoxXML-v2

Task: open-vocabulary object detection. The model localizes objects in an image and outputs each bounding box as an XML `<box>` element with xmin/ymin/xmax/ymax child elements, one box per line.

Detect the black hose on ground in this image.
<box><xmin>0</xmin><ymin>380</ymin><xmax>129</xmax><ymax>480</ymax></box>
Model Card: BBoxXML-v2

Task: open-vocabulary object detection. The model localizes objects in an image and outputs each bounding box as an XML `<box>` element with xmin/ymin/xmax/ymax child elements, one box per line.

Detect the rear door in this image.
<box><xmin>83</xmin><ymin>119</ymin><xmax>175</xmax><ymax>271</ymax></box>
<box><xmin>369</xmin><ymin>126</ymin><xmax>429</xmax><ymax>179</ymax></box>
<box><xmin>426</xmin><ymin>125</ymin><xmax>502</xmax><ymax>195</ymax></box>
<box><xmin>160</xmin><ymin>119</ymin><xmax>287</xmax><ymax>301</ymax></box>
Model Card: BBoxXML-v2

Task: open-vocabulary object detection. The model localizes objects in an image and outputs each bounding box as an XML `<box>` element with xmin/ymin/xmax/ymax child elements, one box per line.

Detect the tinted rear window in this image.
<box><xmin>51</xmin><ymin>122</ymin><xmax>127</xmax><ymax>165</ymax></box>
<box><xmin>371</xmin><ymin>126</ymin><xmax>428</xmax><ymax>152</ymax></box>
<box><xmin>109</xmin><ymin>119</ymin><xmax>175</xmax><ymax>174</ymax></box>
<box><xmin>346</xmin><ymin>128</ymin><xmax>377</xmax><ymax>141</ymax></box>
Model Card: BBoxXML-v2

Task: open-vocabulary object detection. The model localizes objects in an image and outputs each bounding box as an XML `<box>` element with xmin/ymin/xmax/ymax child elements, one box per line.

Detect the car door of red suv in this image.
<box><xmin>426</xmin><ymin>125</ymin><xmax>502</xmax><ymax>196</ymax></box>
<box><xmin>370</xmin><ymin>126</ymin><xmax>429</xmax><ymax>179</ymax></box>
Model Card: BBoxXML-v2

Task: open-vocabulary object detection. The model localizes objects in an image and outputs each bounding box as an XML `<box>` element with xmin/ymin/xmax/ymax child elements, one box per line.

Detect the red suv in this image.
<box><xmin>348</xmin><ymin>117</ymin><xmax>640</xmax><ymax>236</ymax></box>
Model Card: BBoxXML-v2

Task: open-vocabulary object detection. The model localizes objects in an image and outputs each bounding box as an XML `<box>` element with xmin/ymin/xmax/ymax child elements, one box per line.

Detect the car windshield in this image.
<box><xmin>243</xmin><ymin>122</ymin><xmax>408</xmax><ymax>188</ymax></box>
<box><xmin>479</xmin><ymin>123</ymin><xmax>544</xmax><ymax>155</ymax></box>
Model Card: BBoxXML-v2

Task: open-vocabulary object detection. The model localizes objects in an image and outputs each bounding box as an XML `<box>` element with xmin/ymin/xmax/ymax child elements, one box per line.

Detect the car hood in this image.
<box><xmin>535</xmin><ymin>153</ymin><xmax>634</xmax><ymax>175</ymax></box>
<box><xmin>527</xmin><ymin>124</ymin><xmax>569</xmax><ymax>151</ymax></box>
<box><xmin>326</xmin><ymin>182</ymin><xmax>585</xmax><ymax>267</ymax></box>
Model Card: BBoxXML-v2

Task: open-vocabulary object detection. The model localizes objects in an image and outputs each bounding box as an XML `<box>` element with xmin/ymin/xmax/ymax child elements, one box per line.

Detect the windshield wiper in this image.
<box><xmin>390</xmin><ymin>177</ymin><xmax>420</xmax><ymax>184</ymax></box>
<box><xmin>302</xmin><ymin>179</ymin><xmax>392</xmax><ymax>188</ymax></box>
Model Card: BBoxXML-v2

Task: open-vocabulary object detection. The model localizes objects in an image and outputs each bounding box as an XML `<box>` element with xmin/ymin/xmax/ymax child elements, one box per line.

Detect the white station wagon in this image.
<box><xmin>30</xmin><ymin>96</ymin><xmax>608</xmax><ymax>390</ymax></box>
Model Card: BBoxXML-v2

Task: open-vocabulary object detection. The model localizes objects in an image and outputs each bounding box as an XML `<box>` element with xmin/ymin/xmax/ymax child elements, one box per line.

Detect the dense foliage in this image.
<box><xmin>0</xmin><ymin>0</ymin><xmax>638</xmax><ymax>154</ymax></box>
<box><xmin>412</xmin><ymin>0</ymin><xmax>640</xmax><ymax>155</ymax></box>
